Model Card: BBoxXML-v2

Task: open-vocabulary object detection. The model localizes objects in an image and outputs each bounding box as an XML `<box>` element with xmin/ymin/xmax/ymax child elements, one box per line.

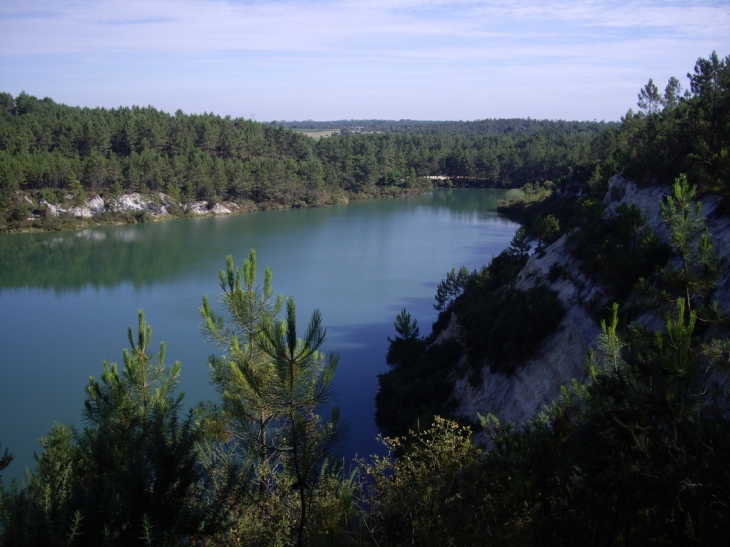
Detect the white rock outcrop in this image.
<box><xmin>187</xmin><ymin>202</ymin><xmax>209</xmax><ymax>215</ymax></box>
<box><xmin>41</xmin><ymin>192</ymin><xmax>178</xmax><ymax>217</ymax></box>
<box><xmin>210</xmin><ymin>203</ymin><xmax>232</xmax><ymax>215</ymax></box>
<box><xmin>40</xmin><ymin>200</ymin><xmax>63</xmax><ymax>216</ymax></box>
<box><xmin>114</xmin><ymin>193</ymin><xmax>146</xmax><ymax>211</ymax></box>
<box><xmin>88</xmin><ymin>196</ymin><xmax>106</xmax><ymax>214</ymax></box>
<box><xmin>30</xmin><ymin>192</ymin><xmax>251</xmax><ymax>221</ymax></box>
<box><xmin>68</xmin><ymin>206</ymin><xmax>93</xmax><ymax>218</ymax></box>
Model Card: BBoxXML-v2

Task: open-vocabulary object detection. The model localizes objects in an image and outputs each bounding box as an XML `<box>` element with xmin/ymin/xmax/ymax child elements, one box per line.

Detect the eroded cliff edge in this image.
<box><xmin>451</xmin><ymin>174</ymin><xmax>730</xmax><ymax>429</ymax></box>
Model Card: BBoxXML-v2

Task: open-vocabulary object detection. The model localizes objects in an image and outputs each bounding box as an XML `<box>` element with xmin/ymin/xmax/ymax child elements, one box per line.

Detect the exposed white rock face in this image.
<box><xmin>602</xmin><ymin>175</ymin><xmax>669</xmax><ymax>235</ymax></box>
<box><xmin>88</xmin><ymin>196</ymin><xmax>106</xmax><ymax>213</ymax></box>
<box><xmin>433</xmin><ymin>313</ymin><xmax>463</xmax><ymax>346</ymax></box>
<box><xmin>452</xmin><ymin>174</ymin><xmax>730</xmax><ymax>432</ymax></box>
<box><xmin>454</xmin><ymin>316</ymin><xmax>594</xmax><ymax>431</ymax></box>
<box><xmin>115</xmin><ymin>193</ymin><xmax>146</xmax><ymax>211</ymax></box>
<box><xmin>210</xmin><ymin>203</ymin><xmax>232</xmax><ymax>215</ymax></box>
<box><xmin>187</xmin><ymin>202</ymin><xmax>209</xmax><ymax>215</ymax></box>
<box><xmin>68</xmin><ymin>206</ymin><xmax>93</xmax><ymax>218</ymax></box>
<box><xmin>40</xmin><ymin>193</ymin><xmax>180</xmax><ymax>217</ymax></box>
<box><xmin>601</xmin><ymin>175</ymin><xmax>730</xmax><ymax>312</ymax></box>
<box><xmin>40</xmin><ymin>200</ymin><xmax>62</xmax><ymax>216</ymax></box>
<box><xmin>115</xmin><ymin>192</ymin><xmax>179</xmax><ymax>215</ymax></box>
<box><xmin>453</xmin><ymin>232</ymin><xmax>602</xmax><ymax>430</ymax></box>
<box><xmin>32</xmin><ymin>192</ymin><xmax>246</xmax><ymax>220</ymax></box>
<box><xmin>40</xmin><ymin>200</ymin><xmax>95</xmax><ymax>218</ymax></box>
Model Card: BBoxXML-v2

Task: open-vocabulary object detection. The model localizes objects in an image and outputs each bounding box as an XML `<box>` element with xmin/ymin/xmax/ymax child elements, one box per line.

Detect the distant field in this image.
<box><xmin>292</xmin><ymin>129</ymin><xmax>340</xmax><ymax>139</ymax></box>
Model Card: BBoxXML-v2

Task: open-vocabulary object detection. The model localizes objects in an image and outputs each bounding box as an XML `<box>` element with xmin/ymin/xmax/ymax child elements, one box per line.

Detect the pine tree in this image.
<box><xmin>77</xmin><ymin>310</ymin><xmax>206</xmax><ymax>546</ymax></box>
<box><xmin>385</xmin><ymin>308</ymin><xmax>422</xmax><ymax>369</ymax></box>
<box><xmin>259</xmin><ymin>297</ymin><xmax>343</xmax><ymax>547</ymax></box>
<box><xmin>200</xmin><ymin>251</ymin><xmax>345</xmax><ymax>546</ymax></box>
<box><xmin>1</xmin><ymin>312</ymin><xmax>212</xmax><ymax>547</ymax></box>
<box><xmin>434</xmin><ymin>267</ymin><xmax>469</xmax><ymax>312</ymax></box>
<box><xmin>0</xmin><ymin>443</ymin><xmax>11</xmax><ymax>478</ymax></box>
<box><xmin>655</xmin><ymin>174</ymin><xmax>723</xmax><ymax>321</ymax></box>
<box><xmin>563</xmin><ymin>300</ymin><xmax>730</xmax><ymax>543</ymax></box>
<box><xmin>200</xmin><ymin>250</ymin><xmax>282</xmax><ymax>464</ymax></box>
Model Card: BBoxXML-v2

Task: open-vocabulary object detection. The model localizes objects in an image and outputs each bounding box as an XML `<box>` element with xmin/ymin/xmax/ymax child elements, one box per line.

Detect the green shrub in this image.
<box><xmin>570</xmin><ymin>203</ymin><xmax>671</xmax><ymax>304</ymax></box>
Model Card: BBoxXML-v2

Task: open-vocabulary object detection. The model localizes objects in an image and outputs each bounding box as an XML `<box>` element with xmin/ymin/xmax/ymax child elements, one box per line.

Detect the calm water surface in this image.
<box><xmin>0</xmin><ymin>189</ymin><xmax>518</xmax><ymax>479</ymax></box>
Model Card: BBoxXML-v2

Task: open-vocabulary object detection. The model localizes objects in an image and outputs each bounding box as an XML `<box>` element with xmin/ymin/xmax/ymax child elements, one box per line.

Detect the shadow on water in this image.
<box><xmin>328</xmin><ymin>294</ymin><xmax>442</xmax><ymax>462</ymax></box>
<box><xmin>326</xmin><ymin>322</ymin><xmax>395</xmax><ymax>461</ymax></box>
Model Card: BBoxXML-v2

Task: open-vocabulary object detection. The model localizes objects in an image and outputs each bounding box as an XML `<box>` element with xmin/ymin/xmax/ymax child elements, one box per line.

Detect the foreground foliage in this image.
<box><xmin>200</xmin><ymin>251</ymin><xmax>347</xmax><ymax>546</ymax></box>
<box><xmin>0</xmin><ymin>312</ymin><xmax>214</xmax><ymax>546</ymax></box>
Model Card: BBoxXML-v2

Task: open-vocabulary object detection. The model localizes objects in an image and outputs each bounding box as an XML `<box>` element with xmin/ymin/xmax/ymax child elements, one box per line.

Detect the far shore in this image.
<box><xmin>1</xmin><ymin>186</ymin><xmax>433</xmax><ymax>235</ymax></box>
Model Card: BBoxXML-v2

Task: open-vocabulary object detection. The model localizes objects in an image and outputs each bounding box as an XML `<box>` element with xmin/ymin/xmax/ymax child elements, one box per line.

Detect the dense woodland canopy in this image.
<box><xmin>1</xmin><ymin>52</ymin><xmax>730</xmax><ymax>545</ymax></box>
<box><xmin>0</xmin><ymin>92</ymin><xmax>613</xmax><ymax>231</ymax></box>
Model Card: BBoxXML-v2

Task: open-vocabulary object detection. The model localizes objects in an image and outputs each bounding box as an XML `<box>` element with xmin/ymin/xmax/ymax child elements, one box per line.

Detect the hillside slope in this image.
<box><xmin>453</xmin><ymin>174</ymin><xmax>730</xmax><ymax>429</ymax></box>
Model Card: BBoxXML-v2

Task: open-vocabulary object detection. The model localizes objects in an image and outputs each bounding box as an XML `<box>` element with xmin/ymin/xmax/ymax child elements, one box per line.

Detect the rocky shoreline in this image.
<box><xmin>37</xmin><ymin>192</ymin><xmax>243</xmax><ymax>220</ymax></box>
<box><xmin>4</xmin><ymin>186</ymin><xmax>434</xmax><ymax>233</ymax></box>
<box><xmin>4</xmin><ymin>191</ymin><xmax>350</xmax><ymax>233</ymax></box>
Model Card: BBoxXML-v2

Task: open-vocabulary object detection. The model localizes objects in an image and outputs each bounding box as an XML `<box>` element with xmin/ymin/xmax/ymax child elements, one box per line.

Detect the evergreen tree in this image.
<box><xmin>384</xmin><ymin>308</ymin><xmax>422</xmax><ymax>369</ymax></box>
<box><xmin>0</xmin><ymin>443</ymin><xmax>11</xmax><ymax>478</ymax></box>
<box><xmin>76</xmin><ymin>310</ymin><xmax>208</xmax><ymax>546</ymax></box>
<box><xmin>201</xmin><ymin>250</ymin><xmax>282</xmax><ymax>465</ymax></box>
<box><xmin>434</xmin><ymin>267</ymin><xmax>469</xmax><ymax>312</ymax></box>
<box><xmin>561</xmin><ymin>301</ymin><xmax>730</xmax><ymax>543</ymax></box>
<box><xmin>201</xmin><ymin>251</ymin><xmax>345</xmax><ymax>546</ymax></box>
<box><xmin>637</xmin><ymin>78</ymin><xmax>662</xmax><ymax>115</ymax></box>
<box><xmin>0</xmin><ymin>312</ymin><xmax>213</xmax><ymax>547</ymax></box>
<box><xmin>651</xmin><ymin>174</ymin><xmax>723</xmax><ymax>322</ymax></box>
<box><xmin>258</xmin><ymin>297</ymin><xmax>344</xmax><ymax>547</ymax></box>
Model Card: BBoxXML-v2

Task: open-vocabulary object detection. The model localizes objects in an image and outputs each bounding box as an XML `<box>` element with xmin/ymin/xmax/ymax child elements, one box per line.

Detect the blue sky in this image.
<box><xmin>1</xmin><ymin>0</ymin><xmax>729</xmax><ymax>121</ymax></box>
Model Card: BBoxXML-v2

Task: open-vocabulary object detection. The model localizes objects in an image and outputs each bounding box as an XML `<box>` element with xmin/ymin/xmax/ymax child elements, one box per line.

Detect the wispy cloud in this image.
<box><xmin>3</xmin><ymin>0</ymin><xmax>727</xmax><ymax>55</ymax></box>
<box><xmin>0</xmin><ymin>1</ymin><xmax>728</xmax><ymax>119</ymax></box>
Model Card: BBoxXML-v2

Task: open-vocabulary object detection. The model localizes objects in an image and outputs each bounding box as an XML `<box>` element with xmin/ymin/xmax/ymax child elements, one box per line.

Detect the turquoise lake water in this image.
<box><xmin>0</xmin><ymin>188</ymin><xmax>518</xmax><ymax>479</ymax></box>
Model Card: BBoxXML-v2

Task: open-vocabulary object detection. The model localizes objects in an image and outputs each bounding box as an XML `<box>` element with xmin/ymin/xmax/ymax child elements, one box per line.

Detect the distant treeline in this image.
<box><xmin>0</xmin><ymin>92</ymin><xmax>614</xmax><ymax>229</ymax></box>
<box><xmin>279</xmin><ymin>118</ymin><xmax>616</xmax><ymax>138</ymax></box>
